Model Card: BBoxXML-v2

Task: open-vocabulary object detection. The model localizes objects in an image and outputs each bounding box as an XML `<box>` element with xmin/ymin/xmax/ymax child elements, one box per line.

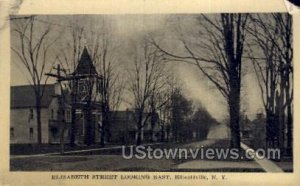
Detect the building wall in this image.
<box><xmin>74</xmin><ymin>112</ymin><xmax>101</xmax><ymax>144</ymax></box>
<box><xmin>109</xmin><ymin>113</ymin><xmax>161</xmax><ymax>144</ymax></box>
<box><xmin>48</xmin><ymin>98</ymin><xmax>73</xmax><ymax>144</ymax></box>
<box><xmin>10</xmin><ymin>107</ymin><xmax>49</xmax><ymax>144</ymax></box>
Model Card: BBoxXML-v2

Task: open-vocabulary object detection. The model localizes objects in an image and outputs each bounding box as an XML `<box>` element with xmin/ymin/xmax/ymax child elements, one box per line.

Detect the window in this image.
<box><xmin>29</xmin><ymin>128</ymin><xmax>34</xmax><ymax>140</ymax></box>
<box><xmin>51</xmin><ymin>109</ymin><xmax>54</xmax><ymax>120</ymax></box>
<box><xmin>66</xmin><ymin>110</ymin><xmax>71</xmax><ymax>122</ymax></box>
<box><xmin>81</xmin><ymin>115</ymin><xmax>85</xmax><ymax>136</ymax></box>
<box><xmin>10</xmin><ymin>127</ymin><xmax>14</xmax><ymax>139</ymax></box>
<box><xmin>28</xmin><ymin>108</ymin><xmax>34</xmax><ymax>122</ymax></box>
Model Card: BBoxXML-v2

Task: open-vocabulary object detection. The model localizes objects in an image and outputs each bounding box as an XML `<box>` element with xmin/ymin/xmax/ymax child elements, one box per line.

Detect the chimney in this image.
<box><xmin>54</xmin><ymin>83</ymin><xmax>61</xmax><ymax>96</ymax></box>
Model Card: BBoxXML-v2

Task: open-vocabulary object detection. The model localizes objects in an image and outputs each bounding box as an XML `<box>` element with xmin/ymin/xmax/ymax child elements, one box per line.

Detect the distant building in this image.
<box><xmin>240</xmin><ymin>113</ymin><xmax>266</xmax><ymax>149</ymax></box>
<box><xmin>240</xmin><ymin>115</ymin><xmax>253</xmax><ymax>139</ymax></box>
<box><xmin>109</xmin><ymin>110</ymin><xmax>161</xmax><ymax>144</ymax></box>
<box><xmin>251</xmin><ymin>113</ymin><xmax>266</xmax><ymax>149</ymax></box>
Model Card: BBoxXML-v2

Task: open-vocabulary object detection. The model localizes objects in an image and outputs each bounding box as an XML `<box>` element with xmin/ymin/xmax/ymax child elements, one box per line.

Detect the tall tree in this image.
<box><xmin>151</xmin><ymin>14</ymin><xmax>249</xmax><ymax>148</ymax></box>
<box><xmin>11</xmin><ymin>16</ymin><xmax>60</xmax><ymax>144</ymax></box>
<box><xmin>57</xmin><ymin>21</ymin><xmax>85</xmax><ymax>147</ymax></box>
<box><xmin>157</xmin><ymin>74</ymin><xmax>178</xmax><ymax>142</ymax></box>
<box><xmin>128</xmin><ymin>40</ymin><xmax>167</xmax><ymax>145</ymax></box>
<box><xmin>89</xmin><ymin>29</ymin><xmax>125</xmax><ymax>146</ymax></box>
<box><xmin>169</xmin><ymin>88</ymin><xmax>193</xmax><ymax>142</ymax></box>
<box><xmin>57</xmin><ymin>18</ymin><xmax>124</xmax><ymax>146</ymax></box>
<box><xmin>192</xmin><ymin>105</ymin><xmax>217</xmax><ymax>140</ymax></box>
<box><xmin>247</xmin><ymin>14</ymin><xmax>293</xmax><ymax>153</ymax></box>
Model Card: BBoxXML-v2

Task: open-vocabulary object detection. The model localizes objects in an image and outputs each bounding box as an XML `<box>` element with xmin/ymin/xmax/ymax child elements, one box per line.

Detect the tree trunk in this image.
<box><xmin>100</xmin><ymin>126</ymin><xmax>105</xmax><ymax>146</ymax></box>
<box><xmin>100</xmin><ymin>105</ymin><xmax>110</xmax><ymax>147</ymax></box>
<box><xmin>160</xmin><ymin>123</ymin><xmax>165</xmax><ymax>142</ymax></box>
<box><xmin>100</xmin><ymin>115</ymin><xmax>106</xmax><ymax>147</ymax></box>
<box><xmin>84</xmin><ymin>99</ymin><xmax>94</xmax><ymax>146</ymax></box>
<box><xmin>136</xmin><ymin>129</ymin><xmax>142</xmax><ymax>145</ymax></box>
<box><xmin>285</xmin><ymin>14</ymin><xmax>293</xmax><ymax>157</ymax></box>
<box><xmin>136</xmin><ymin>113</ymin><xmax>143</xmax><ymax>145</ymax></box>
<box><xmin>286</xmin><ymin>102</ymin><xmax>292</xmax><ymax>156</ymax></box>
<box><xmin>285</xmin><ymin>75</ymin><xmax>293</xmax><ymax>156</ymax></box>
<box><xmin>70</xmin><ymin>90</ymin><xmax>77</xmax><ymax>147</ymax></box>
<box><xmin>150</xmin><ymin>112</ymin><xmax>156</xmax><ymax>142</ymax></box>
<box><xmin>266</xmin><ymin>110</ymin><xmax>276</xmax><ymax>148</ymax></box>
<box><xmin>229</xmin><ymin>91</ymin><xmax>241</xmax><ymax>149</ymax></box>
<box><xmin>60</xmin><ymin>124</ymin><xmax>65</xmax><ymax>154</ymax></box>
<box><xmin>277</xmin><ymin>79</ymin><xmax>285</xmax><ymax>150</ymax></box>
<box><xmin>228</xmin><ymin>69</ymin><xmax>241</xmax><ymax>149</ymax></box>
<box><xmin>36</xmin><ymin>97</ymin><xmax>42</xmax><ymax>144</ymax></box>
<box><xmin>70</xmin><ymin>107</ymin><xmax>77</xmax><ymax>147</ymax></box>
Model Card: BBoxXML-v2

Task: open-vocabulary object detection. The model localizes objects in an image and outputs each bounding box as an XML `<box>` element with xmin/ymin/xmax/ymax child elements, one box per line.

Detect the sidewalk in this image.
<box><xmin>181</xmin><ymin>139</ymin><xmax>218</xmax><ymax>148</ymax></box>
<box><xmin>10</xmin><ymin>142</ymin><xmax>161</xmax><ymax>159</ymax></box>
<box><xmin>240</xmin><ymin>143</ymin><xmax>284</xmax><ymax>172</ymax></box>
<box><xmin>175</xmin><ymin>160</ymin><xmax>263</xmax><ymax>171</ymax></box>
<box><xmin>174</xmin><ymin>141</ymin><xmax>285</xmax><ymax>172</ymax></box>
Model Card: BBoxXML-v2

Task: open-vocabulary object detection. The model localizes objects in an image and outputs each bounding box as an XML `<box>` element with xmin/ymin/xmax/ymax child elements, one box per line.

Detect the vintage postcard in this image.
<box><xmin>0</xmin><ymin>0</ymin><xmax>299</xmax><ymax>185</ymax></box>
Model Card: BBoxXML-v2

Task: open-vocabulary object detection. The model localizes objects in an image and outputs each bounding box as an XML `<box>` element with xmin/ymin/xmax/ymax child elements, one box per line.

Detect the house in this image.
<box><xmin>109</xmin><ymin>110</ymin><xmax>161</xmax><ymax>144</ymax></box>
<box><xmin>10</xmin><ymin>84</ymin><xmax>72</xmax><ymax>144</ymax></box>
<box><xmin>10</xmin><ymin>47</ymin><xmax>102</xmax><ymax>145</ymax></box>
<box><xmin>240</xmin><ymin>115</ymin><xmax>253</xmax><ymax>139</ymax></box>
<box><xmin>240</xmin><ymin>113</ymin><xmax>267</xmax><ymax>149</ymax></box>
<box><xmin>251</xmin><ymin>113</ymin><xmax>266</xmax><ymax>149</ymax></box>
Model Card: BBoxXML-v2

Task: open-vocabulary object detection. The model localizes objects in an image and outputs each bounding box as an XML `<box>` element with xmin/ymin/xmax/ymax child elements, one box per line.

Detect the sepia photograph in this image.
<box><xmin>8</xmin><ymin>13</ymin><xmax>293</xmax><ymax>173</ymax></box>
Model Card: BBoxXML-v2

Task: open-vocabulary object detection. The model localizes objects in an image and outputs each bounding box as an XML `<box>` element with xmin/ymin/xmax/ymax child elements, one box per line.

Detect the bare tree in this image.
<box><xmin>247</xmin><ymin>14</ymin><xmax>293</xmax><ymax>153</ymax></box>
<box><xmin>56</xmin><ymin>21</ymin><xmax>85</xmax><ymax>147</ymax></box>
<box><xmin>151</xmin><ymin>14</ymin><xmax>249</xmax><ymax>148</ymax></box>
<box><xmin>170</xmin><ymin>87</ymin><xmax>193</xmax><ymax>142</ymax></box>
<box><xmin>11</xmin><ymin>16</ymin><xmax>59</xmax><ymax>144</ymax></box>
<box><xmin>56</xmin><ymin>18</ymin><xmax>124</xmax><ymax>146</ymax></box>
<box><xmin>147</xmin><ymin>77</ymin><xmax>172</xmax><ymax>142</ymax></box>
<box><xmin>128</xmin><ymin>40</ymin><xmax>168</xmax><ymax>145</ymax></box>
<box><xmin>88</xmin><ymin>28</ymin><xmax>125</xmax><ymax>146</ymax></box>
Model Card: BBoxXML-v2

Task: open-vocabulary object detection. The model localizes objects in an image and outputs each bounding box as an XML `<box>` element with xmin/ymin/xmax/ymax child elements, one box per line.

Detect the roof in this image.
<box><xmin>110</xmin><ymin>110</ymin><xmax>160</xmax><ymax>131</ymax></box>
<box><xmin>11</xmin><ymin>84</ymin><xmax>55</xmax><ymax>108</ymax></box>
<box><xmin>72</xmin><ymin>47</ymin><xmax>97</xmax><ymax>75</ymax></box>
<box><xmin>111</xmin><ymin>110</ymin><xmax>133</xmax><ymax>120</ymax></box>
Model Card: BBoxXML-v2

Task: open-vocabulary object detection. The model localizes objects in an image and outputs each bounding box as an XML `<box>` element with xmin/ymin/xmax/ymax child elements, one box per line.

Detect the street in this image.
<box><xmin>10</xmin><ymin>139</ymin><xmax>292</xmax><ymax>172</ymax></box>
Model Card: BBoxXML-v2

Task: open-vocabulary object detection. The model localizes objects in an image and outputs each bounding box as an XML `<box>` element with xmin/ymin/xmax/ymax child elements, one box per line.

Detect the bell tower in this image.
<box><xmin>71</xmin><ymin>46</ymin><xmax>101</xmax><ymax>145</ymax></box>
<box><xmin>72</xmin><ymin>46</ymin><xmax>98</xmax><ymax>103</ymax></box>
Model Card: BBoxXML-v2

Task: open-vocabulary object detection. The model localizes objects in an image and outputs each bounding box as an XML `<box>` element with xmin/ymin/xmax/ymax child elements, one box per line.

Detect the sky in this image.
<box><xmin>10</xmin><ymin>14</ymin><xmax>264</xmax><ymax>121</ymax></box>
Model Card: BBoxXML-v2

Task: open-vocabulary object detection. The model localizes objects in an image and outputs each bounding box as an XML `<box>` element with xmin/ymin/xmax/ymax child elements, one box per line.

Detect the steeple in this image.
<box><xmin>73</xmin><ymin>46</ymin><xmax>97</xmax><ymax>75</ymax></box>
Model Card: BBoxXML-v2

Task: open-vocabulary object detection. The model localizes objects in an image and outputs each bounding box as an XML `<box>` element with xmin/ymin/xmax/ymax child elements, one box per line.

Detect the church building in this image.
<box><xmin>10</xmin><ymin>47</ymin><xmax>102</xmax><ymax>144</ymax></box>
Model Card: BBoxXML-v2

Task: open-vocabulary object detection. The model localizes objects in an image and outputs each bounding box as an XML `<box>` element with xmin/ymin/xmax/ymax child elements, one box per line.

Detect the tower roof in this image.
<box><xmin>73</xmin><ymin>47</ymin><xmax>97</xmax><ymax>75</ymax></box>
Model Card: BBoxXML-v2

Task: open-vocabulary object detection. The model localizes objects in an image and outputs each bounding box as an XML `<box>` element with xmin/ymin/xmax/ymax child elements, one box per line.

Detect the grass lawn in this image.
<box><xmin>10</xmin><ymin>143</ymin><xmax>116</xmax><ymax>155</ymax></box>
<box><xmin>10</xmin><ymin>155</ymin><xmax>175</xmax><ymax>171</ymax></box>
<box><xmin>10</xmin><ymin>139</ymin><xmax>292</xmax><ymax>172</ymax></box>
<box><xmin>10</xmin><ymin>142</ymin><xmax>186</xmax><ymax>171</ymax></box>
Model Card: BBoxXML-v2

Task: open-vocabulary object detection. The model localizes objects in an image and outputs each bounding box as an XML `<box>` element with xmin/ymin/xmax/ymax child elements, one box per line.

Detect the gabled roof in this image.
<box><xmin>110</xmin><ymin>110</ymin><xmax>160</xmax><ymax>131</ymax></box>
<box><xmin>72</xmin><ymin>47</ymin><xmax>97</xmax><ymax>75</ymax></box>
<box><xmin>11</xmin><ymin>84</ymin><xmax>55</xmax><ymax>108</ymax></box>
<box><xmin>111</xmin><ymin>110</ymin><xmax>133</xmax><ymax>120</ymax></box>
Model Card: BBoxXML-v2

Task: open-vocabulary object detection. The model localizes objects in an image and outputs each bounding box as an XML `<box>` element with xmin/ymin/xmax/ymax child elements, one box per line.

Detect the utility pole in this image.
<box><xmin>46</xmin><ymin>64</ymin><xmax>67</xmax><ymax>154</ymax></box>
